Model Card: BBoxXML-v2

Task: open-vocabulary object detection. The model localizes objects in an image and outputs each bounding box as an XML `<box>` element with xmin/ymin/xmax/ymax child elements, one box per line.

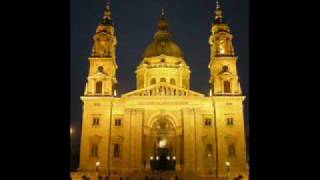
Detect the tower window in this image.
<box><xmin>91</xmin><ymin>144</ymin><xmax>98</xmax><ymax>157</ymax></box>
<box><xmin>92</xmin><ymin>117</ymin><xmax>100</xmax><ymax>126</ymax></box>
<box><xmin>150</xmin><ymin>78</ymin><xmax>156</xmax><ymax>85</ymax></box>
<box><xmin>113</xmin><ymin>144</ymin><xmax>120</xmax><ymax>158</ymax></box>
<box><xmin>96</xmin><ymin>81</ymin><xmax>103</xmax><ymax>94</ymax></box>
<box><xmin>160</xmin><ymin>78</ymin><xmax>166</xmax><ymax>83</ymax></box>
<box><xmin>204</xmin><ymin>118</ymin><xmax>212</xmax><ymax>126</ymax></box>
<box><xmin>206</xmin><ymin>144</ymin><xmax>213</xmax><ymax>157</ymax></box>
<box><xmin>170</xmin><ymin>78</ymin><xmax>176</xmax><ymax>85</ymax></box>
<box><xmin>219</xmin><ymin>40</ymin><xmax>225</xmax><ymax>54</ymax></box>
<box><xmin>224</xmin><ymin>81</ymin><xmax>231</xmax><ymax>93</ymax></box>
<box><xmin>115</xmin><ymin>119</ymin><xmax>122</xmax><ymax>127</ymax></box>
<box><xmin>228</xmin><ymin>144</ymin><xmax>236</xmax><ymax>157</ymax></box>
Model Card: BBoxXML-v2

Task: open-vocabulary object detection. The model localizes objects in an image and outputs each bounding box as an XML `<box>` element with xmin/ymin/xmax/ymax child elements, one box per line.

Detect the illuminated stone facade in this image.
<box><xmin>71</xmin><ymin>1</ymin><xmax>248</xmax><ymax>180</ymax></box>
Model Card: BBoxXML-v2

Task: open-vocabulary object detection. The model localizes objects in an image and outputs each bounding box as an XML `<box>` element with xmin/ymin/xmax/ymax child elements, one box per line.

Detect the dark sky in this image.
<box><xmin>71</xmin><ymin>0</ymin><xmax>249</xmax><ymax>153</ymax></box>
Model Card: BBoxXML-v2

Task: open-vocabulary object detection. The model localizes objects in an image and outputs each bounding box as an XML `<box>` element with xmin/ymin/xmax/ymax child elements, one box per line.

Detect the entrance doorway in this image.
<box><xmin>150</xmin><ymin>147</ymin><xmax>176</xmax><ymax>171</ymax></box>
<box><xmin>146</xmin><ymin>116</ymin><xmax>181</xmax><ymax>172</ymax></box>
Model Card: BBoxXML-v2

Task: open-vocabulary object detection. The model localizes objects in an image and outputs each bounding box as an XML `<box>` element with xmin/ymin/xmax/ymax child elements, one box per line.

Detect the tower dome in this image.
<box><xmin>143</xmin><ymin>9</ymin><xmax>184</xmax><ymax>58</ymax></box>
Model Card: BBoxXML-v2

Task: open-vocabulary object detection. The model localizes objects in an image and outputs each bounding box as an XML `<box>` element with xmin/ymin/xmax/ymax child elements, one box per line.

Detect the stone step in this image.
<box><xmin>132</xmin><ymin>171</ymin><xmax>182</xmax><ymax>180</ymax></box>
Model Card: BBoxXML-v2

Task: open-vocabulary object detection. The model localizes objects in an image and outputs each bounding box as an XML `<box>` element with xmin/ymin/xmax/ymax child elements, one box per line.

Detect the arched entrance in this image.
<box><xmin>144</xmin><ymin>116</ymin><xmax>180</xmax><ymax>171</ymax></box>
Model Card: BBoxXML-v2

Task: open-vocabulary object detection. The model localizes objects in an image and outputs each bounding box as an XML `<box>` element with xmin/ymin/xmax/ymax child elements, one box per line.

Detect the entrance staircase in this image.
<box><xmin>133</xmin><ymin>171</ymin><xmax>181</xmax><ymax>180</ymax></box>
<box><xmin>131</xmin><ymin>170</ymin><xmax>199</xmax><ymax>180</ymax></box>
<box><xmin>131</xmin><ymin>171</ymin><xmax>241</xmax><ymax>180</ymax></box>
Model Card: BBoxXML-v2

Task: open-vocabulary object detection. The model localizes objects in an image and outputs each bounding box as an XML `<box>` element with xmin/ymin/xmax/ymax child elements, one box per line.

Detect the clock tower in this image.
<box><xmin>209</xmin><ymin>1</ymin><xmax>248</xmax><ymax>178</ymax></box>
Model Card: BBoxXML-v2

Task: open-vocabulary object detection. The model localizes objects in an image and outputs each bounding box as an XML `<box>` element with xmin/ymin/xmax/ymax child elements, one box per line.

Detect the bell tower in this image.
<box><xmin>208</xmin><ymin>0</ymin><xmax>241</xmax><ymax>96</ymax></box>
<box><xmin>84</xmin><ymin>1</ymin><xmax>118</xmax><ymax>96</ymax></box>
<box><xmin>209</xmin><ymin>1</ymin><xmax>248</xmax><ymax>178</ymax></box>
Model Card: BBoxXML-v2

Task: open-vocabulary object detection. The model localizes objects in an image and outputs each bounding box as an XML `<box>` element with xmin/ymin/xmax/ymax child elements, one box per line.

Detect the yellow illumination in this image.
<box><xmin>96</xmin><ymin>161</ymin><xmax>100</xmax><ymax>166</ymax></box>
<box><xmin>159</xmin><ymin>139</ymin><xmax>167</xmax><ymax>148</ymax></box>
<box><xmin>72</xmin><ymin>2</ymin><xmax>248</xmax><ymax>179</ymax></box>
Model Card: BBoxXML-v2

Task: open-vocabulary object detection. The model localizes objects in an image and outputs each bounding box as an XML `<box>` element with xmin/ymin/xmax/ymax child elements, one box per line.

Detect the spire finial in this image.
<box><xmin>161</xmin><ymin>8</ymin><xmax>165</xmax><ymax>16</ymax></box>
<box><xmin>216</xmin><ymin>0</ymin><xmax>221</xmax><ymax>9</ymax></box>
<box><xmin>156</xmin><ymin>8</ymin><xmax>169</xmax><ymax>33</ymax></box>
<box><xmin>102</xmin><ymin>0</ymin><xmax>113</xmax><ymax>25</ymax></box>
<box><xmin>106</xmin><ymin>0</ymin><xmax>110</xmax><ymax>10</ymax></box>
<box><xmin>214</xmin><ymin>0</ymin><xmax>224</xmax><ymax>23</ymax></box>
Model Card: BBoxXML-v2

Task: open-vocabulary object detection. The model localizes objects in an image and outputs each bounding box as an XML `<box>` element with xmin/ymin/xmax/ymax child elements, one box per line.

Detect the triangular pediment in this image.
<box><xmin>88</xmin><ymin>71</ymin><xmax>108</xmax><ymax>80</ymax></box>
<box><xmin>122</xmin><ymin>82</ymin><xmax>204</xmax><ymax>97</ymax></box>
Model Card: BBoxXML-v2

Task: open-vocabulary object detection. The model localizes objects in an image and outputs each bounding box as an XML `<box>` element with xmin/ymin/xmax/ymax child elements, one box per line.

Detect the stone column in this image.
<box><xmin>131</xmin><ymin>109</ymin><xmax>143</xmax><ymax>172</ymax></box>
<box><xmin>182</xmin><ymin>108</ymin><xmax>196</xmax><ymax>171</ymax></box>
<box><xmin>175</xmin><ymin>135</ymin><xmax>181</xmax><ymax>171</ymax></box>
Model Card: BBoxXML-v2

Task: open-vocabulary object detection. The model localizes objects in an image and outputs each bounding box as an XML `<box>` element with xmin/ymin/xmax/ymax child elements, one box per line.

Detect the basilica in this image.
<box><xmin>71</xmin><ymin>1</ymin><xmax>248</xmax><ymax>180</ymax></box>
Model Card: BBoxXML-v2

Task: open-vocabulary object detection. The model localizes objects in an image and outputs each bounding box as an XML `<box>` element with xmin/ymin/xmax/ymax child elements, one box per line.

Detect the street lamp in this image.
<box><xmin>225</xmin><ymin>161</ymin><xmax>230</xmax><ymax>179</ymax></box>
<box><xmin>96</xmin><ymin>161</ymin><xmax>100</xmax><ymax>172</ymax></box>
<box><xmin>150</xmin><ymin>156</ymin><xmax>154</xmax><ymax>172</ymax></box>
<box><xmin>70</xmin><ymin>127</ymin><xmax>73</xmax><ymax>135</ymax></box>
<box><xmin>70</xmin><ymin>127</ymin><xmax>74</xmax><ymax>154</ymax></box>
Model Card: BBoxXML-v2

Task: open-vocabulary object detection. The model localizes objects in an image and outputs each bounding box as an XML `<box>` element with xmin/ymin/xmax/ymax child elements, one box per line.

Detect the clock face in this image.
<box><xmin>98</xmin><ymin>66</ymin><xmax>104</xmax><ymax>72</ymax></box>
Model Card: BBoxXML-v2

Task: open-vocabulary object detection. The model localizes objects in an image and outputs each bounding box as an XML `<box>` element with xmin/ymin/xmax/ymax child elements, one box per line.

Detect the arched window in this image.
<box><xmin>227</xmin><ymin>117</ymin><xmax>234</xmax><ymax>125</ymax></box>
<box><xmin>170</xmin><ymin>78</ymin><xmax>176</xmax><ymax>85</ymax></box>
<box><xmin>92</xmin><ymin>117</ymin><xmax>100</xmax><ymax>126</ymax></box>
<box><xmin>204</xmin><ymin>118</ymin><xmax>212</xmax><ymax>126</ymax></box>
<box><xmin>91</xmin><ymin>144</ymin><xmax>98</xmax><ymax>157</ymax></box>
<box><xmin>228</xmin><ymin>144</ymin><xmax>236</xmax><ymax>157</ymax></box>
<box><xmin>114</xmin><ymin>144</ymin><xmax>121</xmax><ymax>158</ymax></box>
<box><xmin>224</xmin><ymin>81</ymin><xmax>231</xmax><ymax>93</ymax></box>
<box><xmin>150</xmin><ymin>78</ymin><xmax>156</xmax><ymax>85</ymax></box>
<box><xmin>206</xmin><ymin>144</ymin><xmax>213</xmax><ymax>157</ymax></box>
<box><xmin>96</xmin><ymin>81</ymin><xmax>103</xmax><ymax>94</ymax></box>
<box><xmin>160</xmin><ymin>78</ymin><xmax>166</xmax><ymax>83</ymax></box>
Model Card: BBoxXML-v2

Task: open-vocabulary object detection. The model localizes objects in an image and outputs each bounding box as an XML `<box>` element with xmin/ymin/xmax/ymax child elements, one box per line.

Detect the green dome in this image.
<box><xmin>143</xmin><ymin>11</ymin><xmax>184</xmax><ymax>58</ymax></box>
<box><xmin>143</xmin><ymin>36</ymin><xmax>184</xmax><ymax>58</ymax></box>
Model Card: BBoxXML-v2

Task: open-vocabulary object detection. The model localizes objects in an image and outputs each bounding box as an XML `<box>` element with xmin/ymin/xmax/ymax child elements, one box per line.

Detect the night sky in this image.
<box><xmin>71</xmin><ymin>0</ymin><xmax>249</xmax><ymax>154</ymax></box>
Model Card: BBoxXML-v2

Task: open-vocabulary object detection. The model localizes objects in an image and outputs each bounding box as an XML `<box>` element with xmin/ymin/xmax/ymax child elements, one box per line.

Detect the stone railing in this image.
<box><xmin>122</xmin><ymin>83</ymin><xmax>203</xmax><ymax>97</ymax></box>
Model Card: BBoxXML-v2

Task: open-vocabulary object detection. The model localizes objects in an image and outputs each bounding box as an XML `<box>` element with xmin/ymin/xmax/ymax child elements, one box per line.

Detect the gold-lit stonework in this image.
<box><xmin>71</xmin><ymin>1</ymin><xmax>249</xmax><ymax>180</ymax></box>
